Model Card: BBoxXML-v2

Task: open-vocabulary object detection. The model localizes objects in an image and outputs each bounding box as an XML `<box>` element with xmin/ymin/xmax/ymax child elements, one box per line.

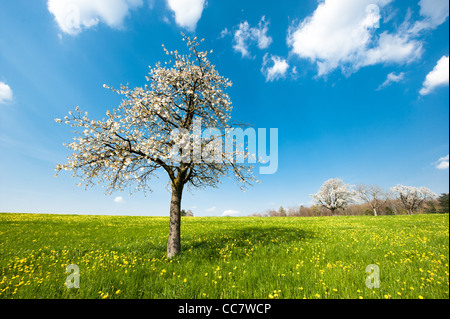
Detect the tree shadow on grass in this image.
<box><xmin>178</xmin><ymin>226</ymin><xmax>315</xmax><ymax>261</ymax></box>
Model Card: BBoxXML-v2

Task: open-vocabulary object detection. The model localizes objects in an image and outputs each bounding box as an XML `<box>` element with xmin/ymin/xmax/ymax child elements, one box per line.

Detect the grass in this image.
<box><xmin>0</xmin><ymin>213</ymin><xmax>448</xmax><ymax>299</ymax></box>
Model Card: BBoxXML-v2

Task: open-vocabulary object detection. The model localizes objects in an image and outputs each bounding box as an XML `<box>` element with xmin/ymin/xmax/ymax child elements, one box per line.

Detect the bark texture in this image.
<box><xmin>167</xmin><ymin>184</ymin><xmax>183</xmax><ymax>259</ymax></box>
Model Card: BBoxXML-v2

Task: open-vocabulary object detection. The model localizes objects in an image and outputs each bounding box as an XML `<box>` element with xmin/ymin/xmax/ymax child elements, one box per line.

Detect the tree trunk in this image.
<box><xmin>167</xmin><ymin>184</ymin><xmax>183</xmax><ymax>259</ymax></box>
<box><xmin>373</xmin><ymin>208</ymin><xmax>378</xmax><ymax>217</ymax></box>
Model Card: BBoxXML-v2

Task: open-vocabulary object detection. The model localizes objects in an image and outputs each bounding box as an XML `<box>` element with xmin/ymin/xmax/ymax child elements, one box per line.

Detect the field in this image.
<box><xmin>0</xmin><ymin>213</ymin><xmax>448</xmax><ymax>299</ymax></box>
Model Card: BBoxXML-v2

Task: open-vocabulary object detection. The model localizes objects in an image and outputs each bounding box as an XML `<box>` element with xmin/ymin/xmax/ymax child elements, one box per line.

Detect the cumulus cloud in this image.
<box><xmin>114</xmin><ymin>196</ymin><xmax>125</xmax><ymax>203</ymax></box>
<box><xmin>233</xmin><ymin>16</ymin><xmax>272</xmax><ymax>58</ymax></box>
<box><xmin>0</xmin><ymin>82</ymin><xmax>13</xmax><ymax>104</ymax></box>
<box><xmin>377</xmin><ymin>72</ymin><xmax>405</xmax><ymax>90</ymax></box>
<box><xmin>412</xmin><ymin>0</ymin><xmax>449</xmax><ymax>32</ymax></box>
<box><xmin>361</xmin><ymin>31</ymin><xmax>423</xmax><ymax>67</ymax></box>
<box><xmin>420</xmin><ymin>0</ymin><xmax>449</xmax><ymax>25</ymax></box>
<box><xmin>222</xmin><ymin>209</ymin><xmax>240</xmax><ymax>217</ymax></box>
<box><xmin>261</xmin><ymin>54</ymin><xmax>290</xmax><ymax>82</ymax></box>
<box><xmin>287</xmin><ymin>0</ymin><xmax>423</xmax><ymax>76</ymax></box>
<box><xmin>166</xmin><ymin>0</ymin><xmax>206</xmax><ymax>31</ymax></box>
<box><xmin>435</xmin><ymin>155</ymin><xmax>449</xmax><ymax>170</ymax></box>
<box><xmin>47</xmin><ymin>0</ymin><xmax>143</xmax><ymax>35</ymax></box>
<box><xmin>420</xmin><ymin>56</ymin><xmax>449</xmax><ymax>95</ymax></box>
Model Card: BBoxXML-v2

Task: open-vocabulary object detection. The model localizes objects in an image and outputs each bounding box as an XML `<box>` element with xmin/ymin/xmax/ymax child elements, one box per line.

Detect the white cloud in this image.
<box><xmin>233</xmin><ymin>22</ymin><xmax>252</xmax><ymax>57</ymax></box>
<box><xmin>287</xmin><ymin>0</ymin><xmax>423</xmax><ymax>76</ymax></box>
<box><xmin>233</xmin><ymin>16</ymin><xmax>272</xmax><ymax>58</ymax></box>
<box><xmin>415</xmin><ymin>0</ymin><xmax>449</xmax><ymax>31</ymax></box>
<box><xmin>205</xmin><ymin>206</ymin><xmax>216</xmax><ymax>212</ymax></box>
<box><xmin>0</xmin><ymin>82</ymin><xmax>13</xmax><ymax>104</ymax></box>
<box><xmin>291</xmin><ymin>66</ymin><xmax>298</xmax><ymax>80</ymax></box>
<box><xmin>166</xmin><ymin>0</ymin><xmax>206</xmax><ymax>31</ymax></box>
<box><xmin>377</xmin><ymin>71</ymin><xmax>405</xmax><ymax>90</ymax></box>
<box><xmin>409</xmin><ymin>0</ymin><xmax>449</xmax><ymax>34</ymax></box>
<box><xmin>435</xmin><ymin>155</ymin><xmax>449</xmax><ymax>170</ymax></box>
<box><xmin>47</xmin><ymin>0</ymin><xmax>143</xmax><ymax>35</ymax></box>
<box><xmin>222</xmin><ymin>209</ymin><xmax>240</xmax><ymax>217</ymax></box>
<box><xmin>219</xmin><ymin>27</ymin><xmax>231</xmax><ymax>39</ymax></box>
<box><xmin>360</xmin><ymin>32</ymin><xmax>423</xmax><ymax>68</ymax></box>
<box><xmin>420</xmin><ymin>55</ymin><xmax>449</xmax><ymax>95</ymax></box>
<box><xmin>261</xmin><ymin>54</ymin><xmax>290</xmax><ymax>82</ymax></box>
<box><xmin>252</xmin><ymin>17</ymin><xmax>272</xmax><ymax>50</ymax></box>
<box><xmin>114</xmin><ymin>196</ymin><xmax>125</xmax><ymax>203</ymax></box>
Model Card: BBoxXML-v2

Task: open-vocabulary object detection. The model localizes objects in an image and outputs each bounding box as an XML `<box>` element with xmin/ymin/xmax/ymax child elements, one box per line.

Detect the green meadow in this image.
<box><xmin>0</xmin><ymin>213</ymin><xmax>448</xmax><ymax>299</ymax></box>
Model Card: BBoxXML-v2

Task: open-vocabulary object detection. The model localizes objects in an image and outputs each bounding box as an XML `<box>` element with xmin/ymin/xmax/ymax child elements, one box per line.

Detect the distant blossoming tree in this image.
<box><xmin>355</xmin><ymin>184</ymin><xmax>389</xmax><ymax>217</ymax></box>
<box><xmin>55</xmin><ymin>34</ymin><xmax>255</xmax><ymax>258</ymax></box>
<box><xmin>390</xmin><ymin>185</ymin><xmax>437</xmax><ymax>215</ymax></box>
<box><xmin>311</xmin><ymin>178</ymin><xmax>355</xmax><ymax>215</ymax></box>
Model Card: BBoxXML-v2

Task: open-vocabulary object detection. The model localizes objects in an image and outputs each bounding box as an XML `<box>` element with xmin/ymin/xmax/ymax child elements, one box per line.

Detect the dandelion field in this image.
<box><xmin>0</xmin><ymin>213</ymin><xmax>448</xmax><ymax>299</ymax></box>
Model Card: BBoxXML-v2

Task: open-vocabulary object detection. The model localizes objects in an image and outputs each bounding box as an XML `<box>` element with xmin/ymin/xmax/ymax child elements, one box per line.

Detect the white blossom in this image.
<box><xmin>311</xmin><ymin>178</ymin><xmax>356</xmax><ymax>215</ymax></box>
<box><xmin>390</xmin><ymin>184</ymin><xmax>437</xmax><ymax>214</ymax></box>
<box><xmin>55</xmin><ymin>33</ymin><xmax>256</xmax><ymax>195</ymax></box>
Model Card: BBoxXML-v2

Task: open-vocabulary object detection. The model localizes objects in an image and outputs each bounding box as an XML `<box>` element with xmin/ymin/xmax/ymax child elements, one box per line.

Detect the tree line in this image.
<box><xmin>252</xmin><ymin>178</ymin><xmax>449</xmax><ymax>217</ymax></box>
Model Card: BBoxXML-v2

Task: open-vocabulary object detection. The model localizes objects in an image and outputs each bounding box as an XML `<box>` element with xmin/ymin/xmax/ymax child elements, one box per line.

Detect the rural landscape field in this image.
<box><xmin>1</xmin><ymin>213</ymin><xmax>448</xmax><ymax>299</ymax></box>
<box><xmin>1</xmin><ymin>0</ymin><xmax>448</xmax><ymax>307</ymax></box>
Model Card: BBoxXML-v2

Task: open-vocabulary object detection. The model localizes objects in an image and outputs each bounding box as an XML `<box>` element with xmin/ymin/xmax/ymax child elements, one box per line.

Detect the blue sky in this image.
<box><xmin>0</xmin><ymin>0</ymin><xmax>448</xmax><ymax>217</ymax></box>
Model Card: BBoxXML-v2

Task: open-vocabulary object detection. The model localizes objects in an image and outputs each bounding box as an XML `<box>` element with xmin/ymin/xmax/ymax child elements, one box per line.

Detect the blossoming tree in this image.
<box><xmin>55</xmin><ymin>35</ymin><xmax>255</xmax><ymax>258</ymax></box>
<box><xmin>354</xmin><ymin>184</ymin><xmax>389</xmax><ymax>216</ymax></box>
<box><xmin>311</xmin><ymin>178</ymin><xmax>355</xmax><ymax>215</ymax></box>
<box><xmin>390</xmin><ymin>185</ymin><xmax>437</xmax><ymax>215</ymax></box>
